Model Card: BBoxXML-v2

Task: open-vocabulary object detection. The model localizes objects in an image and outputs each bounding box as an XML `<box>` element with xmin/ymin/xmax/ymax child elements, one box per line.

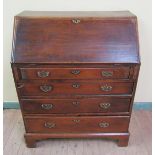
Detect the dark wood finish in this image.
<box><xmin>17</xmin><ymin>81</ymin><xmax>133</xmax><ymax>96</ymax></box>
<box><xmin>19</xmin><ymin>67</ymin><xmax>130</xmax><ymax>80</ymax></box>
<box><xmin>24</xmin><ymin>132</ymin><xmax>130</xmax><ymax>148</ymax></box>
<box><xmin>11</xmin><ymin>11</ymin><xmax>140</xmax><ymax>147</ymax></box>
<box><xmin>21</xmin><ymin>98</ymin><xmax>131</xmax><ymax>114</ymax></box>
<box><xmin>118</xmin><ymin>135</ymin><xmax>129</xmax><ymax>147</ymax></box>
<box><xmin>24</xmin><ymin>116</ymin><xmax>129</xmax><ymax>133</ymax></box>
<box><xmin>12</xmin><ymin>11</ymin><xmax>140</xmax><ymax>64</ymax></box>
<box><xmin>24</xmin><ymin>135</ymin><xmax>36</xmax><ymax>148</ymax></box>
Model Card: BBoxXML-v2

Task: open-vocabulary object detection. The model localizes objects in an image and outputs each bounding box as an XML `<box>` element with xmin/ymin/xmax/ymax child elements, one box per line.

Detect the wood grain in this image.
<box><xmin>20</xmin><ymin>98</ymin><xmax>131</xmax><ymax>115</ymax></box>
<box><xmin>12</xmin><ymin>11</ymin><xmax>140</xmax><ymax>64</ymax></box>
<box><xmin>24</xmin><ymin>116</ymin><xmax>130</xmax><ymax>133</ymax></box>
<box><xmin>19</xmin><ymin>67</ymin><xmax>130</xmax><ymax>80</ymax></box>
<box><xmin>17</xmin><ymin>81</ymin><xmax>134</xmax><ymax>96</ymax></box>
<box><xmin>11</xmin><ymin>11</ymin><xmax>141</xmax><ymax>148</ymax></box>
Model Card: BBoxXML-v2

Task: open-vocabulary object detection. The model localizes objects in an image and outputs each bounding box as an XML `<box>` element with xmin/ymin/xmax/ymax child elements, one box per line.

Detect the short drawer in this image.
<box><xmin>21</xmin><ymin>98</ymin><xmax>131</xmax><ymax>114</ymax></box>
<box><xmin>19</xmin><ymin>67</ymin><xmax>130</xmax><ymax>80</ymax></box>
<box><xmin>17</xmin><ymin>81</ymin><xmax>133</xmax><ymax>96</ymax></box>
<box><xmin>24</xmin><ymin>116</ymin><xmax>130</xmax><ymax>133</ymax></box>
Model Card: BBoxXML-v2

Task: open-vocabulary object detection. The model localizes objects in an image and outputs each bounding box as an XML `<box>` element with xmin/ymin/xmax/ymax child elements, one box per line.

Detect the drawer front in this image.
<box><xmin>19</xmin><ymin>67</ymin><xmax>130</xmax><ymax>80</ymax></box>
<box><xmin>21</xmin><ymin>98</ymin><xmax>130</xmax><ymax>114</ymax></box>
<box><xmin>25</xmin><ymin>116</ymin><xmax>130</xmax><ymax>133</ymax></box>
<box><xmin>17</xmin><ymin>82</ymin><xmax>133</xmax><ymax>96</ymax></box>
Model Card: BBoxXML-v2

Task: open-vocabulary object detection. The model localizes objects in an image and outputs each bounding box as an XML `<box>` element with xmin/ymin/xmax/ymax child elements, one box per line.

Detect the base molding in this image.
<box><xmin>24</xmin><ymin>132</ymin><xmax>129</xmax><ymax>148</ymax></box>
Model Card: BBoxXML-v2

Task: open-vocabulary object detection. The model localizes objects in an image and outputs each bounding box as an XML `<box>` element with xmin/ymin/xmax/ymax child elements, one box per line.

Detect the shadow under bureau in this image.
<box><xmin>11</xmin><ymin>11</ymin><xmax>140</xmax><ymax>147</ymax></box>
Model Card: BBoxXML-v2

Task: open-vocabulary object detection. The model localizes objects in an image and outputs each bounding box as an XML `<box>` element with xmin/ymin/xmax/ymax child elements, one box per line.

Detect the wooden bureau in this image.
<box><xmin>11</xmin><ymin>11</ymin><xmax>140</xmax><ymax>147</ymax></box>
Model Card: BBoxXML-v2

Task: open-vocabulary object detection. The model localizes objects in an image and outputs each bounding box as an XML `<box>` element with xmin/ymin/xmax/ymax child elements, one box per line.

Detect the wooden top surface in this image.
<box><xmin>12</xmin><ymin>11</ymin><xmax>140</xmax><ymax>64</ymax></box>
<box><xmin>16</xmin><ymin>11</ymin><xmax>136</xmax><ymax>18</ymax></box>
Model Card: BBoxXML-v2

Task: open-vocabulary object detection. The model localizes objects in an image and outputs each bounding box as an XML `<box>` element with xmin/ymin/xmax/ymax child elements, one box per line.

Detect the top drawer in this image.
<box><xmin>19</xmin><ymin>67</ymin><xmax>130</xmax><ymax>80</ymax></box>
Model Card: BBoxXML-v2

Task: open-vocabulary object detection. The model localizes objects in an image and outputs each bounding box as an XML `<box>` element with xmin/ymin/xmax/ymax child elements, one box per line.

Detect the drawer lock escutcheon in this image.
<box><xmin>72</xmin><ymin>83</ymin><xmax>80</xmax><ymax>89</ymax></box>
<box><xmin>44</xmin><ymin>122</ymin><xmax>56</xmax><ymax>128</ymax></box>
<box><xmin>37</xmin><ymin>71</ymin><xmax>49</xmax><ymax>78</ymax></box>
<box><xmin>73</xmin><ymin>119</ymin><xmax>80</xmax><ymax>123</ymax></box>
<box><xmin>41</xmin><ymin>104</ymin><xmax>53</xmax><ymax>110</ymax></box>
<box><xmin>72</xmin><ymin>101</ymin><xmax>80</xmax><ymax>106</ymax></box>
<box><xmin>99</xmin><ymin>122</ymin><xmax>109</xmax><ymax>128</ymax></box>
<box><xmin>101</xmin><ymin>85</ymin><xmax>112</xmax><ymax>91</ymax></box>
<box><xmin>40</xmin><ymin>85</ymin><xmax>53</xmax><ymax>92</ymax></box>
<box><xmin>72</xmin><ymin>19</ymin><xmax>80</xmax><ymax>24</ymax></box>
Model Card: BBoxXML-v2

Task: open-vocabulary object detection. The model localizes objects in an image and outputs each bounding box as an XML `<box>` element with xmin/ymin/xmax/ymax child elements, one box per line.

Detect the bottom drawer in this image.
<box><xmin>24</xmin><ymin>116</ymin><xmax>129</xmax><ymax>133</ymax></box>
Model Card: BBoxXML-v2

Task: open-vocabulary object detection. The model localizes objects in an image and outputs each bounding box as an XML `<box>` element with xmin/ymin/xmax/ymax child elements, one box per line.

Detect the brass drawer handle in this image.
<box><xmin>101</xmin><ymin>85</ymin><xmax>112</xmax><ymax>91</ymax></box>
<box><xmin>37</xmin><ymin>71</ymin><xmax>49</xmax><ymax>78</ymax></box>
<box><xmin>102</xmin><ymin>71</ymin><xmax>113</xmax><ymax>77</ymax></box>
<box><xmin>44</xmin><ymin>122</ymin><xmax>55</xmax><ymax>128</ymax></box>
<box><xmin>71</xmin><ymin>70</ymin><xmax>80</xmax><ymax>75</ymax></box>
<box><xmin>73</xmin><ymin>119</ymin><xmax>80</xmax><ymax>123</ymax></box>
<box><xmin>99</xmin><ymin>122</ymin><xmax>109</xmax><ymax>128</ymax></box>
<box><xmin>99</xmin><ymin>103</ymin><xmax>111</xmax><ymax>109</ymax></box>
<box><xmin>41</xmin><ymin>104</ymin><xmax>53</xmax><ymax>110</ymax></box>
<box><xmin>72</xmin><ymin>19</ymin><xmax>80</xmax><ymax>24</ymax></box>
<box><xmin>72</xmin><ymin>101</ymin><xmax>80</xmax><ymax>106</ymax></box>
<box><xmin>40</xmin><ymin>85</ymin><xmax>53</xmax><ymax>92</ymax></box>
<box><xmin>17</xmin><ymin>83</ymin><xmax>24</xmax><ymax>89</ymax></box>
<box><xmin>72</xmin><ymin>83</ymin><xmax>80</xmax><ymax>88</ymax></box>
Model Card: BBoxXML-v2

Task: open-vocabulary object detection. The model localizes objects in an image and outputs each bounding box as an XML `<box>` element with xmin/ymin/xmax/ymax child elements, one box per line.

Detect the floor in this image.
<box><xmin>3</xmin><ymin>109</ymin><xmax>152</xmax><ymax>155</ymax></box>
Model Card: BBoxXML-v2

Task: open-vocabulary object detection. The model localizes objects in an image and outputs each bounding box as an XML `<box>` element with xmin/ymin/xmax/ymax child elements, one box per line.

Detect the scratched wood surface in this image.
<box><xmin>3</xmin><ymin>109</ymin><xmax>151</xmax><ymax>155</ymax></box>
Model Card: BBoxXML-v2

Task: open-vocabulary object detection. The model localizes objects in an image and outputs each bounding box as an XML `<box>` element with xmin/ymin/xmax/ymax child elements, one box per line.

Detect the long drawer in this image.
<box><xmin>19</xmin><ymin>67</ymin><xmax>130</xmax><ymax>80</ymax></box>
<box><xmin>17</xmin><ymin>81</ymin><xmax>133</xmax><ymax>96</ymax></box>
<box><xmin>21</xmin><ymin>98</ymin><xmax>131</xmax><ymax>114</ymax></box>
<box><xmin>24</xmin><ymin>116</ymin><xmax>130</xmax><ymax>133</ymax></box>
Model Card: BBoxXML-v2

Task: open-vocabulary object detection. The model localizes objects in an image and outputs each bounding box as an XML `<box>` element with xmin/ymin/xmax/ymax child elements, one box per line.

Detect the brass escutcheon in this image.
<box><xmin>72</xmin><ymin>101</ymin><xmax>80</xmax><ymax>106</ymax></box>
<box><xmin>72</xmin><ymin>83</ymin><xmax>80</xmax><ymax>88</ymax></box>
<box><xmin>72</xmin><ymin>19</ymin><xmax>80</xmax><ymax>24</ymax></box>
<box><xmin>73</xmin><ymin>119</ymin><xmax>80</xmax><ymax>123</ymax></box>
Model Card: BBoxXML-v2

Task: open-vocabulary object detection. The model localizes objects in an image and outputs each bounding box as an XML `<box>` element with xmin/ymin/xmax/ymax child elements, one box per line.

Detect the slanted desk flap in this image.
<box><xmin>11</xmin><ymin>11</ymin><xmax>140</xmax><ymax>64</ymax></box>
